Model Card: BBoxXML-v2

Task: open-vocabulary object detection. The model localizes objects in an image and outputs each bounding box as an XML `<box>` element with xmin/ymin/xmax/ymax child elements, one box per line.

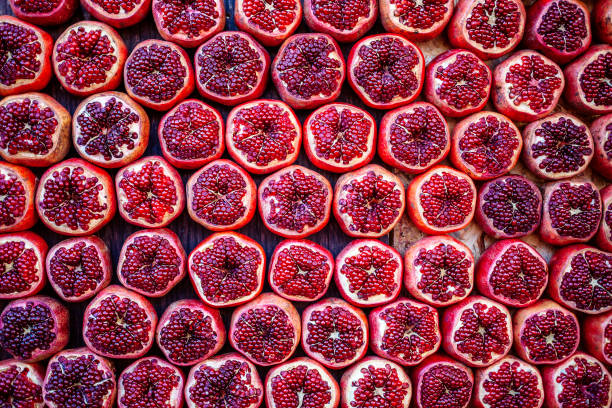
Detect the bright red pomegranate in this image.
<box><xmin>380</xmin><ymin>0</ymin><xmax>453</xmax><ymax>41</ymax></box>
<box><xmin>597</xmin><ymin>185</ymin><xmax>612</xmax><ymax>251</ymax></box>
<box><xmin>35</xmin><ymin>158</ymin><xmax>116</xmax><ymax>236</ymax></box>
<box><xmin>473</xmin><ymin>356</ymin><xmax>544</xmax><ymax>408</ymax></box>
<box><xmin>0</xmin><ymin>93</ymin><xmax>70</xmax><ymax>167</ymax></box>
<box><xmin>304</xmin><ymin>102</ymin><xmax>376</xmax><ymax>173</ymax></box>
<box><xmin>424</xmin><ymin>49</ymin><xmax>492</xmax><ymax>118</ymax></box>
<box><xmin>43</xmin><ymin>348</ymin><xmax>116</xmax><ymax>408</ymax></box>
<box><xmin>0</xmin><ymin>232</ymin><xmax>46</xmax><ymax>300</ymax></box>
<box><xmin>406</xmin><ymin>165</ymin><xmax>477</xmax><ymax>234</ymax></box>
<box><xmin>81</xmin><ymin>0</ymin><xmax>152</xmax><ymax>28</ymax></box>
<box><xmin>8</xmin><ymin>0</ymin><xmax>77</xmax><ymax>26</ymax></box>
<box><xmin>234</xmin><ymin>0</ymin><xmax>302</xmax><ymax>47</ymax></box>
<box><xmin>0</xmin><ymin>162</ymin><xmax>37</xmax><ymax>233</ymax></box>
<box><xmin>404</xmin><ymin>235</ymin><xmax>474</xmax><ymax>307</ymax></box>
<box><xmin>340</xmin><ymin>356</ymin><xmax>412</xmax><ymax>408</ymax></box>
<box><xmin>188</xmin><ymin>231</ymin><xmax>265</xmax><ymax>308</ymax></box>
<box><xmin>441</xmin><ymin>295</ymin><xmax>513</xmax><ymax>367</ymax></box>
<box><xmin>272</xmin><ymin>33</ymin><xmax>345</xmax><ymax>109</ymax></box>
<box><xmin>258</xmin><ymin>165</ymin><xmax>332</xmax><ymax>239</ymax></box>
<box><xmin>378</xmin><ymin>102</ymin><xmax>450</xmax><ymax>174</ymax></box>
<box><xmin>412</xmin><ymin>354</ymin><xmax>473</xmax><ymax>408</ymax></box>
<box><xmin>269</xmin><ymin>239</ymin><xmax>334</xmax><ymax>302</ymax></box>
<box><xmin>583</xmin><ymin>310</ymin><xmax>612</xmax><ymax>366</ymax></box>
<box><xmin>335</xmin><ymin>239</ymin><xmax>402</xmax><ymax>307</ymax></box>
<box><xmin>524</xmin><ymin>0</ymin><xmax>591</xmax><ymax>64</ymax></box>
<box><xmin>118</xmin><ymin>357</ymin><xmax>184</xmax><ymax>408</ymax></box>
<box><xmin>115</xmin><ymin>156</ymin><xmax>185</xmax><ymax>228</ymax></box>
<box><xmin>229</xmin><ymin>293</ymin><xmax>301</xmax><ymax>366</ymax></box>
<box><xmin>83</xmin><ymin>285</ymin><xmax>158</xmax><ymax>359</ymax></box>
<box><xmin>301</xmin><ymin>297</ymin><xmax>367</xmax><ymax>369</ymax></box>
<box><xmin>0</xmin><ymin>360</ymin><xmax>44</xmax><ymax>408</ymax></box>
<box><xmin>185</xmin><ymin>352</ymin><xmax>263</xmax><ymax>408</ymax></box>
<box><xmin>156</xmin><ymin>299</ymin><xmax>225</xmax><ymax>366</ymax></box>
<box><xmin>46</xmin><ymin>236</ymin><xmax>111</xmax><ymax>302</ymax></box>
<box><xmin>595</xmin><ymin>0</ymin><xmax>612</xmax><ymax>44</ymax></box>
<box><xmin>333</xmin><ymin>164</ymin><xmax>405</xmax><ymax>238</ymax></box>
<box><xmin>0</xmin><ymin>296</ymin><xmax>68</xmax><ymax>362</ymax></box>
<box><xmin>304</xmin><ymin>0</ymin><xmax>377</xmax><ymax>42</ymax></box>
<box><xmin>152</xmin><ymin>0</ymin><xmax>225</xmax><ymax>47</ymax></box>
<box><xmin>117</xmin><ymin>228</ymin><xmax>186</xmax><ymax>297</ymax></box>
<box><xmin>225</xmin><ymin>99</ymin><xmax>301</xmax><ymax>174</ymax></box>
<box><xmin>124</xmin><ymin>40</ymin><xmax>195</xmax><ymax>111</ymax></box>
<box><xmin>590</xmin><ymin>113</ymin><xmax>612</xmax><ymax>180</ymax></box>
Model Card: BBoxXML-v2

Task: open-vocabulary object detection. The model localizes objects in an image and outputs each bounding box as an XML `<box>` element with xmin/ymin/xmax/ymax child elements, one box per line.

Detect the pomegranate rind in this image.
<box><xmin>597</xmin><ymin>185</ymin><xmax>612</xmax><ymax>251</ymax></box>
<box><xmin>9</xmin><ymin>0</ymin><xmax>77</xmax><ymax>26</ymax></box>
<box><xmin>595</xmin><ymin>0</ymin><xmax>612</xmax><ymax>44</ymax></box>
<box><xmin>303</xmin><ymin>0</ymin><xmax>377</xmax><ymax>42</ymax></box>
<box><xmin>80</xmin><ymin>0</ymin><xmax>152</xmax><ymax>28</ymax></box>
<box><xmin>412</xmin><ymin>354</ymin><xmax>473</xmax><ymax>408</ymax></box>
<box><xmin>380</xmin><ymin>0</ymin><xmax>453</xmax><ymax>41</ymax></box>
<box><xmin>0</xmin><ymin>162</ymin><xmax>38</xmax><ymax>233</ymax></box>
<box><xmin>233</xmin><ymin>0</ymin><xmax>302</xmax><ymax>47</ymax></box>
<box><xmin>590</xmin><ymin>113</ymin><xmax>612</xmax><ymax>181</ymax></box>
<box><xmin>0</xmin><ymin>360</ymin><xmax>44</xmax><ymax>408</ymax></box>
<box><xmin>117</xmin><ymin>357</ymin><xmax>184</xmax><ymax>408</ymax></box>
<box><xmin>583</xmin><ymin>310</ymin><xmax>612</xmax><ymax>366</ymax></box>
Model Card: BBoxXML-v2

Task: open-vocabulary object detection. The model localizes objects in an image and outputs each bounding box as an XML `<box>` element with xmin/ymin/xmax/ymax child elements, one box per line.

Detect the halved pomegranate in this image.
<box><xmin>595</xmin><ymin>0</ymin><xmax>612</xmax><ymax>44</ymax></box>
<box><xmin>590</xmin><ymin>113</ymin><xmax>612</xmax><ymax>180</ymax></box>
<box><xmin>117</xmin><ymin>228</ymin><xmax>186</xmax><ymax>297</ymax></box>
<box><xmin>347</xmin><ymin>34</ymin><xmax>424</xmax><ymax>110</ymax></box>
<box><xmin>404</xmin><ymin>235</ymin><xmax>474</xmax><ymax>307</ymax></box>
<box><xmin>378</xmin><ymin>102</ymin><xmax>450</xmax><ymax>174</ymax></box>
<box><xmin>46</xmin><ymin>235</ymin><xmax>111</xmax><ymax>302</ymax></box>
<box><xmin>81</xmin><ymin>0</ymin><xmax>152</xmax><ymax>28</ymax></box>
<box><xmin>412</xmin><ymin>354</ymin><xmax>473</xmax><ymax>408</ymax></box>
<box><xmin>406</xmin><ymin>165</ymin><xmax>477</xmax><ymax>235</ymax></box>
<box><xmin>72</xmin><ymin>92</ymin><xmax>149</xmax><ymax>169</ymax></box>
<box><xmin>124</xmin><ymin>39</ymin><xmax>194</xmax><ymax>111</ymax></box>
<box><xmin>118</xmin><ymin>357</ymin><xmax>184</xmax><ymax>408</ymax></box>
<box><xmin>234</xmin><ymin>0</ymin><xmax>302</xmax><ymax>47</ymax></box>
<box><xmin>524</xmin><ymin>0</ymin><xmax>591</xmax><ymax>64</ymax></box>
<box><xmin>36</xmin><ymin>158</ymin><xmax>116</xmax><ymax>236</ymax></box>
<box><xmin>424</xmin><ymin>49</ymin><xmax>492</xmax><ymax>118</ymax></box>
<box><xmin>226</xmin><ymin>99</ymin><xmax>301</xmax><ymax>174</ymax></box>
<box><xmin>442</xmin><ymin>295</ymin><xmax>513</xmax><ymax>367</ymax></box>
<box><xmin>304</xmin><ymin>0</ymin><xmax>377</xmax><ymax>42</ymax></box>
<box><xmin>335</xmin><ymin>239</ymin><xmax>402</xmax><ymax>307</ymax></box>
<box><xmin>83</xmin><ymin>285</ymin><xmax>158</xmax><ymax>359</ymax></box>
<box><xmin>513</xmin><ymin>299</ymin><xmax>579</xmax><ymax>365</ymax></box>
<box><xmin>258</xmin><ymin>165</ymin><xmax>332</xmax><ymax>239</ymax></box>
<box><xmin>583</xmin><ymin>310</ymin><xmax>612</xmax><ymax>366</ymax></box>
<box><xmin>0</xmin><ymin>232</ymin><xmax>46</xmax><ymax>300</ymax></box>
<box><xmin>380</xmin><ymin>0</ymin><xmax>453</xmax><ymax>41</ymax></box>
<box><xmin>0</xmin><ymin>360</ymin><xmax>44</xmax><ymax>408</ymax></box>
<box><xmin>9</xmin><ymin>0</ymin><xmax>77</xmax><ymax>26</ymax></box>
<box><xmin>229</xmin><ymin>292</ymin><xmax>301</xmax><ymax>366</ymax></box>
<box><xmin>188</xmin><ymin>231</ymin><xmax>265</xmax><ymax>308</ymax></box>
<box><xmin>115</xmin><ymin>156</ymin><xmax>185</xmax><ymax>228</ymax></box>
<box><xmin>0</xmin><ymin>93</ymin><xmax>70</xmax><ymax>167</ymax></box>
<box><xmin>476</xmin><ymin>239</ymin><xmax>548</xmax><ymax>308</ymax></box>
<box><xmin>187</xmin><ymin>159</ymin><xmax>256</xmax><ymax>231</ymax></box>
<box><xmin>156</xmin><ymin>299</ymin><xmax>225</xmax><ymax>366</ymax></box>
<box><xmin>597</xmin><ymin>185</ymin><xmax>612</xmax><ymax>251</ymax></box>
<box><xmin>304</xmin><ymin>102</ymin><xmax>376</xmax><ymax>173</ymax></box>
<box><xmin>0</xmin><ymin>162</ymin><xmax>37</xmax><ymax>233</ymax></box>
<box><xmin>333</xmin><ymin>164</ymin><xmax>406</xmax><ymax>238</ymax></box>
<box><xmin>548</xmin><ymin>244</ymin><xmax>612</xmax><ymax>314</ymax></box>
<box><xmin>272</xmin><ymin>33</ymin><xmax>345</xmax><ymax>109</ymax></box>
<box><xmin>152</xmin><ymin>0</ymin><xmax>225</xmax><ymax>48</ymax></box>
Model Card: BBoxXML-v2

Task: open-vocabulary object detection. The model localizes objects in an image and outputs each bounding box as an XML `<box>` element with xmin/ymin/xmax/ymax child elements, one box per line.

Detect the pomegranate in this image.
<box><xmin>340</xmin><ymin>356</ymin><xmax>412</xmax><ymax>408</ymax></box>
<box><xmin>234</xmin><ymin>0</ymin><xmax>302</xmax><ymax>47</ymax></box>
<box><xmin>406</xmin><ymin>165</ymin><xmax>477</xmax><ymax>235</ymax></box>
<box><xmin>72</xmin><ymin>92</ymin><xmax>149</xmax><ymax>169</ymax></box>
<box><xmin>441</xmin><ymin>295</ymin><xmax>513</xmax><ymax>367</ymax></box>
<box><xmin>46</xmin><ymin>235</ymin><xmax>112</xmax><ymax>302</ymax></box>
<box><xmin>595</xmin><ymin>0</ymin><xmax>612</xmax><ymax>44</ymax></box>
<box><xmin>43</xmin><ymin>348</ymin><xmax>115</xmax><ymax>408</ymax></box>
<box><xmin>117</xmin><ymin>228</ymin><xmax>186</xmax><ymax>297</ymax></box>
<box><xmin>597</xmin><ymin>185</ymin><xmax>612</xmax><ymax>251</ymax></box>
<box><xmin>258</xmin><ymin>165</ymin><xmax>332</xmax><ymax>239</ymax></box>
<box><xmin>583</xmin><ymin>310</ymin><xmax>612</xmax><ymax>366</ymax></box>
<box><xmin>378</xmin><ymin>102</ymin><xmax>450</xmax><ymax>174</ymax></box>
<box><xmin>152</xmin><ymin>0</ymin><xmax>225</xmax><ymax>48</ymax></box>
<box><xmin>195</xmin><ymin>31</ymin><xmax>269</xmax><ymax>106</ymax></box>
<box><xmin>513</xmin><ymin>299</ymin><xmax>579</xmax><ymax>365</ymax></box>
<box><xmin>81</xmin><ymin>0</ymin><xmax>152</xmax><ymax>28</ymax></box>
<box><xmin>156</xmin><ymin>299</ymin><xmax>225</xmax><ymax>366</ymax></box>
<box><xmin>335</xmin><ymin>239</ymin><xmax>402</xmax><ymax>307</ymax></box>
<box><xmin>301</xmin><ymin>297</ymin><xmax>368</xmax><ymax>369</ymax></box>
<box><xmin>476</xmin><ymin>239</ymin><xmax>548</xmax><ymax>308</ymax></box>
<box><xmin>0</xmin><ymin>232</ymin><xmax>46</xmax><ymax>300</ymax></box>
<box><xmin>0</xmin><ymin>296</ymin><xmax>68</xmax><ymax>362</ymax></box>
<box><xmin>272</xmin><ymin>33</ymin><xmax>346</xmax><ymax>109</ymax></box>
<box><xmin>473</xmin><ymin>356</ymin><xmax>544</xmax><ymax>408</ymax></box>
<box><xmin>8</xmin><ymin>0</ymin><xmax>77</xmax><ymax>26</ymax></box>
<box><xmin>83</xmin><ymin>284</ymin><xmax>158</xmax><ymax>359</ymax></box>
<box><xmin>380</xmin><ymin>0</ymin><xmax>453</xmax><ymax>41</ymax></box>
<box><xmin>124</xmin><ymin>40</ymin><xmax>194</xmax><ymax>111</ymax></box>
<box><xmin>404</xmin><ymin>235</ymin><xmax>474</xmax><ymax>307</ymax></box>
<box><xmin>304</xmin><ymin>102</ymin><xmax>376</xmax><ymax>173</ymax></box>
<box><xmin>590</xmin><ymin>113</ymin><xmax>612</xmax><ymax>180</ymax></box>
<box><xmin>188</xmin><ymin>231</ymin><xmax>265</xmax><ymax>308</ymax></box>
<box><xmin>412</xmin><ymin>354</ymin><xmax>473</xmax><ymax>408</ymax></box>
<box><xmin>539</xmin><ymin>179</ymin><xmax>602</xmax><ymax>245</ymax></box>
<box><xmin>118</xmin><ymin>357</ymin><xmax>184</xmax><ymax>408</ymax></box>
<box><xmin>304</xmin><ymin>0</ymin><xmax>377</xmax><ymax>42</ymax></box>
<box><xmin>115</xmin><ymin>156</ymin><xmax>185</xmax><ymax>228</ymax></box>
<box><xmin>541</xmin><ymin>352</ymin><xmax>612</xmax><ymax>408</ymax></box>
<box><xmin>0</xmin><ymin>162</ymin><xmax>37</xmax><ymax>233</ymax></box>
<box><xmin>225</xmin><ymin>99</ymin><xmax>301</xmax><ymax>174</ymax></box>
<box><xmin>333</xmin><ymin>164</ymin><xmax>405</xmax><ymax>238</ymax></box>
<box><xmin>524</xmin><ymin>0</ymin><xmax>591</xmax><ymax>64</ymax></box>
<box><xmin>229</xmin><ymin>292</ymin><xmax>301</xmax><ymax>366</ymax></box>
<box><xmin>185</xmin><ymin>352</ymin><xmax>263</xmax><ymax>408</ymax></box>
<box><xmin>475</xmin><ymin>175</ymin><xmax>543</xmax><ymax>239</ymax></box>
<box><xmin>187</xmin><ymin>159</ymin><xmax>256</xmax><ymax>231</ymax></box>
<box><xmin>347</xmin><ymin>34</ymin><xmax>425</xmax><ymax>109</ymax></box>
<box><xmin>0</xmin><ymin>93</ymin><xmax>70</xmax><ymax>167</ymax></box>
<box><xmin>0</xmin><ymin>16</ymin><xmax>52</xmax><ymax>97</ymax></box>
<box><xmin>548</xmin><ymin>244</ymin><xmax>612</xmax><ymax>314</ymax></box>
<box><xmin>265</xmin><ymin>357</ymin><xmax>340</xmax><ymax>408</ymax></box>
<box><xmin>424</xmin><ymin>49</ymin><xmax>492</xmax><ymax>118</ymax></box>
<box><xmin>0</xmin><ymin>360</ymin><xmax>44</xmax><ymax>408</ymax></box>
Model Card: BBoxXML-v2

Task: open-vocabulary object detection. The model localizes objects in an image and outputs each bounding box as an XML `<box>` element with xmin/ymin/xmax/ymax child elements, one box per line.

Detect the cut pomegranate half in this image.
<box><xmin>0</xmin><ymin>360</ymin><xmax>44</xmax><ymax>408</ymax></box>
<box><xmin>81</xmin><ymin>0</ymin><xmax>151</xmax><ymax>28</ymax></box>
<box><xmin>564</xmin><ymin>44</ymin><xmax>612</xmax><ymax>115</ymax></box>
<box><xmin>380</xmin><ymin>0</ymin><xmax>453</xmax><ymax>41</ymax></box>
<box><xmin>234</xmin><ymin>0</ymin><xmax>302</xmax><ymax>47</ymax></box>
<box><xmin>0</xmin><ymin>232</ymin><xmax>47</xmax><ymax>300</ymax></box>
<box><xmin>590</xmin><ymin>113</ymin><xmax>612</xmax><ymax>181</ymax></box>
<box><xmin>0</xmin><ymin>162</ymin><xmax>37</xmax><ymax>233</ymax></box>
<box><xmin>118</xmin><ymin>357</ymin><xmax>184</xmax><ymax>408</ymax></box>
<box><xmin>597</xmin><ymin>185</ymin><xmax>612</xmax><ymax>251</ymax></box>
<box><xmin>583</xmin><ymin>310</ymin><xmax>612</xmax><ymax>366</ymax></box>
<box><xmin>9</xmin><ymin>0</ymin><xmax>77</xmax><ymax>26</ymax></box>
<box><xmin>412</xmin><ymin>354</ymin><xmax>473</xmax><ymax>408</ymax></box>
<box><xmin>595</xmin><ymin>0</ymin><xmax>612</xmax><ymax>44</ymax></box>
<box><xmin>304</xmin><ymin>0</ymin><xmax>377</xmax><ymax>42</ymax></box>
